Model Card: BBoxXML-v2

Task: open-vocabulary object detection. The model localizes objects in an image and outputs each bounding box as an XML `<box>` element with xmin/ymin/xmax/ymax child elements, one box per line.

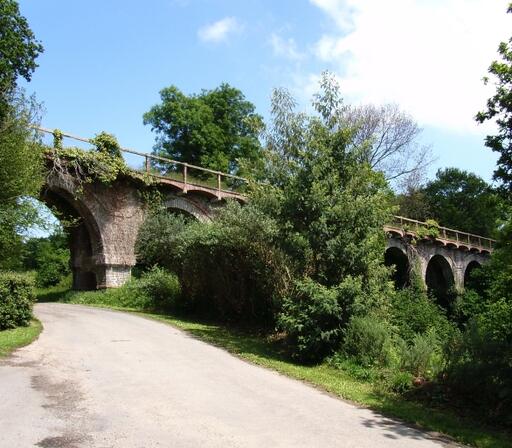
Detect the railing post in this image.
<box><xmin>217</xmin><ymin>173</ymin><xmax>221</xmax><ymax>195</ymax></box>
<box><xmin>145</xmin><ymin>155</ymin><xmax>150</xmax><ymax>174</ymax></box>
<box><xmin>183</xmin><ymin>164</ymin><xmax>188</xmax><ymax>192</ymax></box>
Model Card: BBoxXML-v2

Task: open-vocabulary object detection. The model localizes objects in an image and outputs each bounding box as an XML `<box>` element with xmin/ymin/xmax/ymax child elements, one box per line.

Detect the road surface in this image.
<box><xmin>0</xmin><ymin>303</ymin><xmax>456</xmax><ymax>447</ymax></box>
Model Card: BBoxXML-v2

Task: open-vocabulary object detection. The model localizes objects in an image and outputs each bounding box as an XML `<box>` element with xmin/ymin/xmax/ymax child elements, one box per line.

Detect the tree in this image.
<box><xmin>254</xmin><ymin>73</ymin><xmax>395</xmax><ymax>361</ymax></box>
<box><xmin>143</xmin><ymin>83</ymin><xmax>264</xmax><ymax>174</ymax></box>
<box><xmin>0</xmin><ymin>1</ymin><xmax>44</xmax><ymax>269</ymax></box>
<box><xmin>422</xmin><ymin>168</ymin><xmax>503</xmax><ymax>237</ymax></box>
<box><xmin>0</xmin><ymin>0</ymin><xmax>43</xmax><ymax>104</ymax></box>
<box><xmin>341</xmin><ymin>103</ymin><xmax>432</xmax><ymax>187</ymax></box>
<box><xmin>476</xmin><ymin>4</ymin><xmax>512</xmax><ymax>195</ymax></box>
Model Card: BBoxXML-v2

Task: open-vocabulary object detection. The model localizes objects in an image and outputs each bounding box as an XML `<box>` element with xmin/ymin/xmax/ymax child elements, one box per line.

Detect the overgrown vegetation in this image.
<box><xmin>0</xmin><ymin>271</ymin><xmax>35</xmax><ymax>330</ymax></box>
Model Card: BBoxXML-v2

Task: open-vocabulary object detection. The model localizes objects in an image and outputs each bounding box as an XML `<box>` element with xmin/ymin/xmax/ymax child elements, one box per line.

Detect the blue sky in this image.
<box><xmin>18</xmin><ymin>0</ymin><xmax>512</xmax><ymax>184</ymax></box>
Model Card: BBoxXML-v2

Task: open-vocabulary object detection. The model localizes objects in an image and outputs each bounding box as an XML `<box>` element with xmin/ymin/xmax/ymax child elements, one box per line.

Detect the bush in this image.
<box><xmin>446</xmin><ymin>300</ymin><xmax>512</xmax><ymax>426</ymax></box>
<box><xmin>390</xmin><ymin>284</ymin><xmax>456</xmax><ymax>343</ymax></box>
<box><xmin>171</xmin><ymin>202</ymin><xmax>291</xmax><ymax>327</ymax></box>
<box><xmin>36</xmin><ymin>246</ymin><xmax>70</xmax><ymax>287</ymax></box>
<box><xmin>0</xmin><ymin>271</ymin><xmax>34</xmax><ymax>330</ymax></box>
<box><xmin>342</xmin><ymin>315</ymin><xmax>394</xmax><ymax>367</ymax></box>
<box><xmin>396</xmin><ymin>329</ymin><xmax>444</xmax><ymax>379</ymax></box>
<box><xmin>385</xmin><ymin>370</ymin><xmax>414</xmax><ymax>394</ymax></box>
<box><xmin>135</xmin><ymin>208</ymin><xmax>190</xmax><ymax>269</ymax></box>
<box><xmin>125</xmin><ymin>267</ymin><xmax>181</xmax><ymax>312</ymax></box>
<box><xmin>278</xmin><ymin>278</ymin><xmax>347</xmax><ymax>363</ymax></box>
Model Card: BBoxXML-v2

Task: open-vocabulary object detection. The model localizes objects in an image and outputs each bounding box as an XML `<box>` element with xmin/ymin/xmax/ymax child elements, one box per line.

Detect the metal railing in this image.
<box><xmin>34</xmin><ymin>126</ymin><xmax>248</xmax><ymax>198</ymax></box>
<box><xmin>387</xmin><ymin>215</ymin><xmax>495</xmax><ymax>252</ymax></box>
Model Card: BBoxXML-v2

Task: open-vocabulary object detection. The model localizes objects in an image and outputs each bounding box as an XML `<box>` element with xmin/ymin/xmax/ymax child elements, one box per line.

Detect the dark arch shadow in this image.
<box><xmin>425</xmin><ymin>255</ymin><xmax>454</xmax><ymax>309</ymax></box>
<box><xmin>464</xmin><ymin>260</ymin><xmax>482</xmax><ymax>291</ymax></box>
<box><xmin>384</xmin><ymin>247</ymin><xmax>410</xmax><ymax>289</ymax></box>
<box><xmin>40</xmin><ymin>188</ymin><xmax>103</xmax><ymax>290</ymax></box>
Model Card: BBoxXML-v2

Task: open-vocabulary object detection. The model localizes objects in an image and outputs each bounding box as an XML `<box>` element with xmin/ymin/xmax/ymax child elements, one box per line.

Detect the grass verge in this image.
<box><xmin>0</xmin><ymin>319</ymin><xmax>42</xmax><ymax>358</ymax></box>
<box><xmin>42</xmin><ymin>289</ymin><xmax>511</xmax><ymax>448</ymax></box>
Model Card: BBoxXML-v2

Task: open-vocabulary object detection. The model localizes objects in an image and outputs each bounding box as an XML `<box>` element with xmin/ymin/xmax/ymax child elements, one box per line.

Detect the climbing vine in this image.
<box><xmin>44</xmin><ymin>130</ymin><xmax>155</xmax><ymax>197</ymax></box>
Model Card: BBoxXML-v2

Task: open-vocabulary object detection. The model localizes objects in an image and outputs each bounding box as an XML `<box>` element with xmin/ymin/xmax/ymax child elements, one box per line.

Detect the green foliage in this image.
<box><xmin>256</xmin><ymin>74</ymin><xmax>394</xmax><ymax>360</ymax></box>
<box><xmin>390</xmin><ymin>283</ymin><xmax>456</xmax><ymax>343</ymax></box>
<box><xmin>135</xmin><ymin>208</ymin><xmax>191</xmax><ymax>269</ymax></box>
<box><xmin>423</xmin><ymin>168</ymin><xmax>503</xmax><ymax>237</ymax></box>
<box><xmin>0</xmin><ymin>90</ymin><xmax>44</xmax><ymax>269</ymax></box>
<box><xmin>90</xmin><ymin>131</ymin><xmax>122</xmax><ymax>158</ymax></box>
<box><xmin>396</xmin><ymin>329</ymin><xmax>444</xmax><ymax>379</ymax></box>
<box><xmin>278</xmin><ymin>278</ymin><xmax>347</xmax><ymax>362</ymax></box>
<box><xmin>342</xmin><ymin>315</ymin><xmax>394</xmax><ymax>367</ymax></box>
<box><xmin>446</xmin><ymin>312</ymin><xmax>512</xmax><ymax>426</ymax></box>
<box><xmin>52</xmin><ymin>128</ymin><xmax>63</xmax><ymax>149</ymax></box>
<box><xmin>143</xmin><ymin>83</ymin><xmax>264</xmax><ymax>174</ymax></box>
<box><xmin>171</xmin><ymin>201</ymin><xmax>290</xmax><ymax>326</ymax></box>
<box><xmin>47</xmin><ymin>144</ymin><xmax>132</xmax><ymax>187</ymax></box>
<box><xmin>23</xmin><ymin>231</ymin><xmax>71</xmax><ymax>288</ymax></box>
<box><xmin>0</xmin><ymin>0</ymin><xmax>43</xmax><ymax>102</ymax></box>
<box><xmin>414</xmin><ymin>219</ymin><xmax>440</xmax><ymax>239</ymax></box>
<box><xmin>60</xmin><ymin>268</ymin><xmax>181</xmax><ymax>312</ymax></box>
<box><xmin>125</xmin><ymin>267</ymin><xmax>181</xmax><ymax>312</ymax></box>
<box><xmin>384</xmin><ymin>370</ymin><xmax>414</xmax><ymax>394</ymax></box>
<box><xmin>0</xmin><ymin>271</ymin><xmax>34</xmax><ymax>330</ymax></box>
<box><xmin>476</xmin><ymin>4</ymin><xmax>512</xmax><ymax>195</ymax></box>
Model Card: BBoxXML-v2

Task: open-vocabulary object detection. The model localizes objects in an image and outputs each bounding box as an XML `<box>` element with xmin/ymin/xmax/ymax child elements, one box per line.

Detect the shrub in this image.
<box><xmin>126</xmin><ymin>267</ymin><xmax>181</xmax><ymax>311</ymax></box>
<box><xmin>390</xmin><ymin>284</ymin><xmax>456</xmax><ymax>343</ymax></box>
<box><xmin>396</xmin><ymin>329</ymin><xmax>444</xmax><ymax>379</ymax></box>
<box><xmin>446</xmin><ymin>300</ymin><xmax>512</xmax><ymax>426</ymax></box>
<box><xmin>173</xmin><ymin>202</ymin><xmax>291</xmax><ymax>327</ymax></box>
<box><xmin>0</xmin><ymin>271</ymin><xmax>35</xmax><ymax>330</ymax></box>
<box><xmin>35</xmin><ymin>246</ymin><xmax>70</xmax><ymax>287</ymax></box>
<box><xmin>135</xmin><ymin>208</ymin><xmax>190</xmax><ymax>269</ymax></box>
<box><xmin>278</xmin><ymin>278</ymin><xmax>347</xmax><ymax>363</ymax></box>
<box><xmin>385</xmin><ymin>370</ymin><xmax>415</xmax><ymax>394</ymax></box>
<box><xmin>342</xmin><ymin>315</ymin><xmax>394</xmax><ymax>367</ymax></box>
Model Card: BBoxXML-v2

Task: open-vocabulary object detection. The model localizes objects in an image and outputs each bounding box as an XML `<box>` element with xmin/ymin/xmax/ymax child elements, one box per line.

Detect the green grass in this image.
<box><xmin>0</xmin><ymin>319</ymin><xmax>42</xmax><ymax>358</ymax></box>
<box><xmin>40</xmin><ymin>288</ymin><xmax>511</xmax><ymax>448</ymax></box>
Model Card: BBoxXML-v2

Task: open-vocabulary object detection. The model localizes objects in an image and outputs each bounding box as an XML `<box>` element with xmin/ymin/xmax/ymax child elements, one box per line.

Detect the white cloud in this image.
<box><xmin>309</xmin><ymin>0</ymin><xmax>511</xmax><ymax>133</ymax></box>
<box><xmin>270</xmin><ymin>33</ymin><xmax>305</xmax><ymax>61</ymax></box>
<box><xmin>198</xmin><ymin>17</ymin><xmax>242</xmax><ymax>43</ymax></box>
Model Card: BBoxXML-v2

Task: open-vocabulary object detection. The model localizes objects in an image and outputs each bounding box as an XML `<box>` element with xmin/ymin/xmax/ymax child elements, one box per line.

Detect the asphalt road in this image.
<box><xmin>0</xmin><ymin>303</ymin><xmax>455</xmax><ymax>448</ymax></box>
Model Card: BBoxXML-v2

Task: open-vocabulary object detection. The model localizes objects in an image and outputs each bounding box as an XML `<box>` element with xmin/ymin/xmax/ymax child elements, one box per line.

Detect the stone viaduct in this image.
<box><xmin>39</xmin><ymin>128</ymin><xmax>494</xmax><ymax>297</ymax></box>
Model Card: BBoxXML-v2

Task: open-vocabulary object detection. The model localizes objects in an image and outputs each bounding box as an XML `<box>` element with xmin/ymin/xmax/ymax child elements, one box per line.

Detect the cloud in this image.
<box><xmin>309</xmin><ymin>0</ymin><xmax>511</xmax><ymax>133</ymax></box>
<box><xmin>270</xmin><ymin>33</ymin><xmax>305</xmax><ymax>61</ymax></box>
<box><xmin>198</xmin><ymin>17</ymin><xmax>242</xmax><ymax>43</ymax></box>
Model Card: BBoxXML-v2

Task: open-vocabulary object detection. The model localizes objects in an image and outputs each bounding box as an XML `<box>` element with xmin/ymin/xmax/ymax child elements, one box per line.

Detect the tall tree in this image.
<box><xmin>143</xmin><ymin>83</ymin><xmax>264</xmax><ymax>174</ymax></box>
<box><xmin>0</xmin><ymin>0</ymin><xmax>43</xmax><ymax>105</ymax></box>
<box><xmin>476</xmin><ymin>4</ymin><xmax>512</xmax><ymax>196</ymax></box>
<box><xmin>0</xmin><ymin>0</ymin><xmax>44</xmax><ymax>268</ymax></box>
<box><xmin>422</xmin><ymin>168</ymin><xmax>503</xmax><ymax>237</ymax></box>
<box><xmin>254</xmin><ymin>73</ymin><xmax>395</xmax><ymax>361</ymax></box>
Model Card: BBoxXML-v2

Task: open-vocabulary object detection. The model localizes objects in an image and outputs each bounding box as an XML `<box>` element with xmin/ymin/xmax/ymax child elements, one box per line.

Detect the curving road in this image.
<box><xmin>0</xmin><ymin>303</ymin><xmax>455</xmax><ymax>448</ymax></box>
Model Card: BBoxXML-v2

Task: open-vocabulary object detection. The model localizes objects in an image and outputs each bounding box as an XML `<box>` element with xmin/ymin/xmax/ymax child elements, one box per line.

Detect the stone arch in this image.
<box><xmin>164</xmin><ymin>196</ymin><xmax>211</xmax><ymax>222</ymax></box>
<box><xmin>384</xmin><ymin>246</ymin><xmax>410</xmax><ymax>288</ymax></box>
<box><xmin>464</xmin><ymin>260</ymin><xmax>482</xmax><ymax>290</ymax></box>
<box><xmin>40</xmin><ymin>185</ymin><xmax>103</xmax><ymax>290</ymax></box>
<box><xmin>425</xmin><ymin>254</ymin><xmax>455</xmax><ymax>309</ymax></box>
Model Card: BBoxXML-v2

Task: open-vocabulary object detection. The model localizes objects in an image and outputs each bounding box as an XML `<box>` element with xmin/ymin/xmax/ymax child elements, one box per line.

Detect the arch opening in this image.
<box><xmin>464</xmin><ymin>260</ymin><xmax>482</xmax><ymax>291</ymax></box>
<box><xmin>425</xmin><ymin>255</ymin><xmax>454</xmax><ymax>309</ymax></box>
<box><xmin>39</xmin><ymin>188</ymin><xmax>102</xmax><ymax>290</ymax></box>
<box><xmin>384</xmin><ymin>247</ymin><xmax>410</xmax><ymax>289</ymax></box>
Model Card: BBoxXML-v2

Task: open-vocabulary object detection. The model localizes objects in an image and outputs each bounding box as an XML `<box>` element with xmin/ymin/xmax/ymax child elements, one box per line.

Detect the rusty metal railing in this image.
<box><xmin>386</xmin><ymin>215</ymin><xmax>495</xmax><ymax>252</ymax></box>
<box><xmin>34</xmin><ymin>126</ymin><xmax>248</xmax><ymax>198</ymax></box>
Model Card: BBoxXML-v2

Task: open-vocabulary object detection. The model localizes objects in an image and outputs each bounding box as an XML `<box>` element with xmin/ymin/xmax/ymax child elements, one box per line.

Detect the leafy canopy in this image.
<box><xmin>422</xmin><ymin>168</ymin><xmax>503</xmax><ymax>237</ymax></box>
<box><xmin>143</xmin><ymin>83</ymin><xmax>264</xmax><ymax>174</ymax></box>
<box><xmin>476</xmin><ymin>3</ymin><xmax>512</xmax><ymax>195</ymax></box>
<box><xmin>0</xmin><ymin>0</ymin><xmax>43</xmax><ymax>101</ymax></box>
